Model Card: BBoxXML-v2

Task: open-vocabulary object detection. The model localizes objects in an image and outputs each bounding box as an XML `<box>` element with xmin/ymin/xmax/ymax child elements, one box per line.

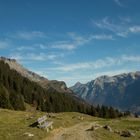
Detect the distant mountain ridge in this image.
<box><xmin>0</xmin><ymin>56</ymin><xmax>125</xmax><ymax>118</ymax></box>
<box><xmin>70</xmin><ymin>72</ymin><xmax>140</xmax><ymax>114</ymax></box>
<box><xmin>0</xmin><ymin>57</ymin><xmax>71</xmax><ymax>94</ymax></box>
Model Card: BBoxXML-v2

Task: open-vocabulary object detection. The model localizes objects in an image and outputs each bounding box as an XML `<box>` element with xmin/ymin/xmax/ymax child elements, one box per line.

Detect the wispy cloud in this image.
<box><xmin>92</xmin><ymin>17</ymin><xmax>140</xmax><ymax>38</ymax></box>
<box><xmin>13</xmin><ymin>53</ymin><xmax>140</xmax><ymax>86</ymax></box>
<box><xmin>116</xmin><ymin>31</ymin><xmax>128</xmax><ymax>38</ymax></box>
<box><xmin>4</xmin><ymin>31</ymin><xmax>113</xmax><ymax>51</ymax></box>
<box><xmin>49</xmin><ymin>33</ymin><xmax>113</xmax><ymax>50</ymax></box>
<box><xmin>50</xmin><ymin>41</ymin><xmax>76</xmax><ymax>50</ymax></box>
<box><xmin>9</xmin><ymin>52</ymin><xmax>64</xmax><ymax>62</ymax></box>
<box><xmin>113</xmin><ymin>0</ymin><xmax>123</xmax><ymax>7</ymax></box>
<box><xmin>40</xmin><ymin>55</ymin><xmax>140</xmax><ymax>86</ymax></box>
<box><xmin>129</xmin><ymin>26</ymin><xmax>140</xmax><ymax>33</ymax></box>
<box><xmin>49</xmin><ymin>55</ymin><xmax>140</xmax><ymax>72</ymax></box>
<box><xmin>90</xmin><ymin>34</ymin><xmax>113</xmax><ymax>40</ymax></box>
<box><xmin>10</xmin><ymin>31</ymin><xmax>47</xmax><ymax>40</ymax></box>
<box><xmin>15</xmin><ymin>43</ymin><xmax>48</xmax><ymax>51</ymax></box>
<box><xmin>92</xmin><ymin>17</ymin><xmax>124</xmax><ymax>35</ymax></box>
<box><xmin>49</xmin><ymin>33</ymin><xmax>90</xmax><ymax>50</ymax></box>
<box><xmin>0</xmin><ymin>40</ymin><xmax>10</xmax><ymax>49</ymax></box>
<box><xmin>16</xmin><ymin>45</ymin><xmax>35</xmax><ymax>51</ymax></box>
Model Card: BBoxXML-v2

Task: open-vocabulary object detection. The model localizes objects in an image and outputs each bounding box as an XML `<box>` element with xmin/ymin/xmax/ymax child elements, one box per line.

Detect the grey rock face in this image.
<box><xmin>70</xmin><ymin>72</ymin><xmax>140</xmax><ymax>113</ymax></box>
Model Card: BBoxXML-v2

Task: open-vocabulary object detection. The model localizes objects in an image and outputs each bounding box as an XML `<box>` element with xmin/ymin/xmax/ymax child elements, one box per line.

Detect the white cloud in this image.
<box><xmin>92</xmin><ymin>17</ymin><xmax>140</xmax><ymax>38</ymax></box>
<box><xmin>49</xmin><ymin>55</ymin><xmax>140</xmax><ymax>72</ymax></box>
<box><xmin>90</xmin><ymin>34</ymin><xmax>113</xmax><ymax>40</ymax></box>
<box><xmin>9</xmin><ymin>52</ymin><xmax>64</xmax><ymax>61</ymax></box>
<box><xmin>50</xmin><ymin>33</ymin><xmax>113</xmax><ymax>50</ymax></box>
<box><xmin>9</xmin><ymin>53</ymin><xmax>23</xmax><ymax>61</ymax></box>
<box><xmin>129</xmin><ymin>26</ymin><xmax>140</xmax><ymax>33</ymax></box>
<box><xmin>4</xmin><ymin>31</ymin><xmax>114</xmax><ymax>51</ymax></box>
<box><xmin>0</xmin><ymin>40</ymin><xmax>10</xmax><ymax>49</ymax></box>
<box><xmin>121</xmin><ymin>55</ymin><xmax>140</xmax><ymax>62</ymax></box>
<box><xmin>15</xmin><ymin>43</ymin><xmax>49</xmax><ymax>51</ymax></box>
<box><xmin>29</xmin><ymin>53</ymin><xmax>49</xmax><ymax>61</ymax></box>
<box><xmin>51</xmin><ymin>41</ymin><xmax>76</xmax><ymax>50</ymax></box>
<box><xmin>16</xmin><ymin>54</ymin><xmax>140</xmax><ymax>86</ymax></box>
<box><xmin>36</xmin><ymin>44</ymin><xmax>47</xmax><ymax>49</ymax></box>
<box><xmin>68</xmin><ymin>32</ymin><xmax>90</xmax><ymax>45</ymax></box>
<box><xmin>116</xmin><ymin>32</ymin><xmax>128</xmax><ymax>38</ymax></box>
<box><xmin>92</xmin><ymin>17</ymin><xmax>119</xmax><ymax>32</ymax></box>
<box><xmin>114</xmin><ymin>0</ymin><xmax>123</xmax><ymax>7</ymax></box>
<box><xmin>16</xmin><ymin>45</ymin><xmax>35</xmax><ymax>51</ymax></box>
<box><xmin>11</xmin><ymin>31</ymin><xmax>47</xmax><ymax>40</ymax></box>
<box><xmin>49</xmin><ymin>33</ymin><xmax>90</xmax><ymax>50</ymax></box>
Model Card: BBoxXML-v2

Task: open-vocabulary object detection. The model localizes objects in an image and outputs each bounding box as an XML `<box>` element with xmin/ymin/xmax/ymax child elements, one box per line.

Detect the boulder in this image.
<box><xmin>120</xmin><ymin>130</ymin><xmax>135</xmax><ymax>137</ymax></box>
<box><xmin>86</xmin><ymin>124</ymin><xmax>101</xmax><ymax>131</ymax></box>
<box><xmin>103</xmin><ymin>125</ymin><xmax>112</xmax><ymax>132</ymax></box>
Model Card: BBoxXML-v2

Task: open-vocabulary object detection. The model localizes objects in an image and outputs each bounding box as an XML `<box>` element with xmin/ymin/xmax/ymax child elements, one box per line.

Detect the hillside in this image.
<box><xmin>70</xmin><ymin>72</ymin><xmax>140</xmax><ymax>114</ymax></box>
<box><xmin>0</xmin><ymin>109</ymin><xmax>140</xmax><ymax>140</ymax></box>
<box><xmin>0</xmin><ymin>59</ymin><xmax>89</xmax><ymax>113</ymax></box>
<box><xmin>0</xmin><ymin>57</ymin><xmax>71</xmax><ymax>93</ymax></box>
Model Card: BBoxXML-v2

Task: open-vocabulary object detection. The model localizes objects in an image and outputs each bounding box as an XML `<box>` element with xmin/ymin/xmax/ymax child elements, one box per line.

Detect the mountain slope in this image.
<box><xmin>70</xmin><ymin>72</ymin><xmax>140</xmax><ymax>114</ymax></box>
<box><xmin>0</xmin><ymin>57</ymin><xmax>71</xmax><ymax>93</ymax></box>
<box><xmin>0</xmin><ymin>58</ymin><xmax>89</xmax><ymax>112</ymax></box>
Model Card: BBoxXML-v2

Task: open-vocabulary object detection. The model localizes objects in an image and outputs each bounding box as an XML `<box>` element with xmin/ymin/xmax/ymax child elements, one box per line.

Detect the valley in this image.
<box><xmin>0</xmin><ymin>0</ymin><xmax>140</xmax><ymax>139</ymax></box>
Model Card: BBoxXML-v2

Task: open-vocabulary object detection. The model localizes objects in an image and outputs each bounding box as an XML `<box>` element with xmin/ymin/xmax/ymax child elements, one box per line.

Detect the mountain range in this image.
<box><xmin>0</xmin><ymin>56</ymin><xmax>139</xmax><ymax>115</ymax></box>
<box><xmin>70</xmin><ymin>72</ymin><xmax>140</xmax><ymax>114</ymax></box>
<box><xmin>0</xmin><ymin>57</ymin><xmax>90</xmax><ymax>113</ymax></box>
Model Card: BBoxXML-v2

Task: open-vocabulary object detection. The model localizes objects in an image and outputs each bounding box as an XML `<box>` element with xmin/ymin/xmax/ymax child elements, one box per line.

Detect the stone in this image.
<box><xmin>23</xmin><ymin>132</ymin><xmax>34</xmax><ymax>137</ymax></box>
<box><xmin>120</xmin><ymin>130</ymin><xmax>135</xmax><ymax>137</ymax></box>
<box><xmin>103</xmin><ymin>125</ymin><xmax>112</xmax><ymax>132</ymax></box>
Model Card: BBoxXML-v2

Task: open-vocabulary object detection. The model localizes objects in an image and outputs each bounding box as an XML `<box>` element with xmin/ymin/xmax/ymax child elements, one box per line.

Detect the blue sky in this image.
<box><xmin>0</xmin><ymin>0</ymin><xmax>140</xmax><ymax>86</ymax></box>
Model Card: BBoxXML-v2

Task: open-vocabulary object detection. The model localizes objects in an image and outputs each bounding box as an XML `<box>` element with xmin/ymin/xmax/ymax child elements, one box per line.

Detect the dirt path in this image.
<box><xmin>44</xmin><ymin>122</ymin><xmax>98</xmax><ymax>140</ymax></box>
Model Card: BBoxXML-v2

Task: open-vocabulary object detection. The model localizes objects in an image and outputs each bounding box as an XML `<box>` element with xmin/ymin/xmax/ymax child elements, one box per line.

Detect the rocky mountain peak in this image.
<box><xmin>0</xmin><ymin>56</ymin><xmax>16</xmax><ymax>62</ymax></box>
<box><xmin>0</xmin><ymin>56</ymin><xmax>46</xmax><ymax>82</ymax></box>
<box><xmin>70</xmin><ymin>71</ymin><xmax>140</xmax><ymax>114</ymax></box>
<box><xmin>74</xmin><ymin>82</ymin><xmax>82</xmax><ymax>87</ymax></box>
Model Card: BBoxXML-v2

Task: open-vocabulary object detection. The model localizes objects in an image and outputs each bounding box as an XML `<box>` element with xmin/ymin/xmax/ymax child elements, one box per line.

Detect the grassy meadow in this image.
<box><xmin>0</xmin><ymin>108</ymin><xmax>140</xmax><ymax>140</ymax></box>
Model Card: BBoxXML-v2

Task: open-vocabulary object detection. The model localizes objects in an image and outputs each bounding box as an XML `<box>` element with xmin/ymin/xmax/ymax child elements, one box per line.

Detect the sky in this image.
<box><xmin>0</xmin><ymin>0</ymin><xmax>140</xmax><ymax>86</ymax></box>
